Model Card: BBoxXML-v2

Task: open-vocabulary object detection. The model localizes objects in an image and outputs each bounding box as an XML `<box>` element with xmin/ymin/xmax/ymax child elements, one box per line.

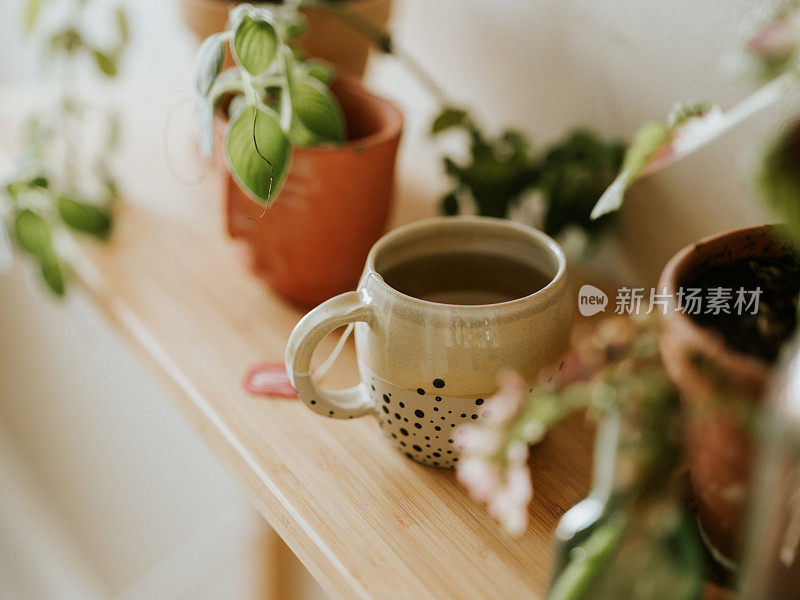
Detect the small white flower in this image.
<box><xmin>455</xmin><ymin>370</ymin><xmax>536</xmax><ymax>536</ymax></box>
<box><xmin>455</xmin><ymin>425</ymin><xmax>501</xmax><ymax>455</ymax></box>
<box><xmin>482</xmin><ymin>370</ymin><xmax>526</xmax><ymax>425</ymax></box>
<box><xmin>457</xmin><ymin>457</ymin><xmax>500</xmax><ymax>503</ymax></box>
<box><xmin>487</xmin><ymin>465</ymin><xmax>533</xmax><ymax>536</ymax></box>
<box><xmin>747</xmin><ymin>13</ymin><xmax>799</xmax><ymax>56</ymax></box>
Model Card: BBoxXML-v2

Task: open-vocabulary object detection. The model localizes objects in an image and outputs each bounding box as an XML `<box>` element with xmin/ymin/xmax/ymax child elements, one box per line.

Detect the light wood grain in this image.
<box><xmin>0</xmin><ymin>70</ymin><xmax>595</xmax><ymax>600</ymax></box>
<box><xmin>71</xmin><ymin>201</ymin><xmax>594</xmax><ymax>600</ymax></box>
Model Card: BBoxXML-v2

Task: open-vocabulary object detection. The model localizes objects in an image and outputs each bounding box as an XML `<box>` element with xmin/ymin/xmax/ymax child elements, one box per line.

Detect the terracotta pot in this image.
<box><xmin>218</xmin><ymin>75</ymin><xmax>402</xmax><ymax>307</ymax></box>
<box><xmin>178</xmin><ymin>0</ymin><xmax>392</xmax><ymax>77</ymax></box>
<box><xmin>300</xmin><ymin>0</ymin><xmax>392</xmax><ymax>77</ymax></box>
<box><xmin>658</xmin><ymin>225</ymin><xmax>791</xmax><ymax>565</ymax></box>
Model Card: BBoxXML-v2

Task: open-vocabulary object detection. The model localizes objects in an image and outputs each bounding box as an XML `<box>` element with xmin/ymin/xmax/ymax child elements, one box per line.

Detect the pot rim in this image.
<box><xmin>657</xmin><ymin>224</ymin><xmax>786</xmax><ymax>385</ymax></box>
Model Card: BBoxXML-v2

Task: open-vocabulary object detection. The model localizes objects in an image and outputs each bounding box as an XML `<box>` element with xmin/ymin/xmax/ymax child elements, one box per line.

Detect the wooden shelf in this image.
<box><xmin>73</xmin><ymin>200</ymin><xmax>594</xmax><ymax>600</ymax></box>
<box><xmin>0</xmin><ymin>70</ymin><xmax>594</xmax><ymax>599</ymax></box>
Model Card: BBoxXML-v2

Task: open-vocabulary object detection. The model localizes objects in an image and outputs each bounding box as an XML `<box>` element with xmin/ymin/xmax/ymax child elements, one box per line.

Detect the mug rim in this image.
<box><xmin>364</xmin><ymin>216</ymin><xmax>567</xmax><ymax>310</ymax></box>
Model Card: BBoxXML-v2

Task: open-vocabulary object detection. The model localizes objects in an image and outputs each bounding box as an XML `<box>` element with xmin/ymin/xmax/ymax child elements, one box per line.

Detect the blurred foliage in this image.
<box><xmin>538</xmin><ymin>130</ymin><xmax>625</xmax><ymax>239</ymax></box>
<box><xmin>2</xmin><ymin>0</ymin><xmax>127</xmax><ymax>295</ymax></box>
<box><xmin>590</xmin><ymin>3</ymin><xmax>800</xmax><ymax>253</ymax></box>
<box><xmin>761</xmin><ymin>122</ymin><xmax>800</xmax><ymax>250</ymax></box>
<box><xmin>431</xmin><ymin>106</ymin><xmax>624</xmax><ymax>247</ymax></box>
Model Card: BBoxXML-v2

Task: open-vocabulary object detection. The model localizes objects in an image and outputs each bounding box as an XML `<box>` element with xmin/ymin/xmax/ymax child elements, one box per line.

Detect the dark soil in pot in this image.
<box><xmin>680</xmin><ymin>252</ymin><xmax>799</xmax><ymax>363</ymax></box>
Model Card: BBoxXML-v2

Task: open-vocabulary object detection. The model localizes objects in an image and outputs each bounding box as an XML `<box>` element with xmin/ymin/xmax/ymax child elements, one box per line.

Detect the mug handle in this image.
<box><xmin>285</xmin><ymin>289</ymin><xmax>376</xmax><ymax>419</ymax></box>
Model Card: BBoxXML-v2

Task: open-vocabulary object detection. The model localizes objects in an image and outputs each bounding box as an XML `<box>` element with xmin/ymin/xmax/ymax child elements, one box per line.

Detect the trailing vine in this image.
<box><xmin>2</xmin><ymin>0</ymin><xmax>128</xmax><ymax>295</ymax></box>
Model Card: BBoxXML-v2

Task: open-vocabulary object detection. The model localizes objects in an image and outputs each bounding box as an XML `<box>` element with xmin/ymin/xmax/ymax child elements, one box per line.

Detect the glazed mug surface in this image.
<box><xmin>285</xmin><ymin>216</ymin><xmax>572</xmax><ymax>467</ymax></box>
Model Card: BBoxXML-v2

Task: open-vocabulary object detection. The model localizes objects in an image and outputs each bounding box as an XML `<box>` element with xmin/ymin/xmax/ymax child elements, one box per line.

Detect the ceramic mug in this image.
<box><xmin>285</xmin><ymin>217</ymin><xmax>572</xmax><ymax>468</ymax></box>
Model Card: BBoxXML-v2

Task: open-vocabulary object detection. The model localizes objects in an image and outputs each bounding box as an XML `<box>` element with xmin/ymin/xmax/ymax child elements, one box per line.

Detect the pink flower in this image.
<box><xmin>457</xmin><ymin>456</ymin><xmax>500</xmax><ymax>503</ymax></box>
<box><xmin>482</xmin><ymin>370</ymin><xmax>526</xmax><ymax>425</ymax></box>
<box><xmin>455</xmin><ymin>371</ymin><xmax>535</xmax><ymax>535</ymax></box>
<box><xmin>748</xmin><ymin>17</ymin><xmax>797</xmax><ymax>57</ymax></box>
<box><xmin>487</xmin><ymin>462</ymin><xmax>533</xmax><ymax>536</ymax></box>
<box><xmin>456</xmin><ymin>426</ymin><xmax>501</xmax><ymax>456</ymax></box>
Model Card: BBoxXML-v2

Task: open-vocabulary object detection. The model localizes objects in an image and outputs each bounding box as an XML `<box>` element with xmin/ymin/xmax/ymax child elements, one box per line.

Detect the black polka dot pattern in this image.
<box><xmin>365</xmin><ymin>374</ymin><xmax>491</xmax><ymax>469</ymax></box>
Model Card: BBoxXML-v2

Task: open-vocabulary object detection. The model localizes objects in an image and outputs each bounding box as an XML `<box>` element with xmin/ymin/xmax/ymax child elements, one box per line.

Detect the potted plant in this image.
<box><xmin>579</xmin><ymin>3</ymin><xmax>800</xmax><ymax>568</ymax></box>
<box><xmin>179</xmin><ymin>0</ymin><xmax>392</xmax><ymax>77</ymax></box>
<box><xmin>583</xmin><ymin>104</ymin><xmax>800</xmax><ymax>570</ymax></box>
<box><xmin>195</xmin><ymin>3</ymin><xmax>402</xmax><ymax>306</ymax></box>
<box><xmin>657</xmin><ymin>224</ymin><xmax>799</xmax><ymax>564</ymax></box>
<box><xmin>454</xmin><ymin>316</ymin><xmax>707</xmax><ymax>599</ymax></box>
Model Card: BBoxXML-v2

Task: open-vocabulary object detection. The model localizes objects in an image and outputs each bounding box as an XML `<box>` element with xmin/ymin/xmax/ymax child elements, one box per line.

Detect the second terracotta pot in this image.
<box><xmin>658</xmin><ymin>225</ymin><xmax>792</xmax><ymax>565</ymax></box>
<box><xmin>220</xmin><ymin>75</ymin><xmax>402</xmax><ymax>307</ymax></box>
<box><xmin>178</xmin><ymin>0</ymin><xmax>392</xmax><ymax>77</ymax></box>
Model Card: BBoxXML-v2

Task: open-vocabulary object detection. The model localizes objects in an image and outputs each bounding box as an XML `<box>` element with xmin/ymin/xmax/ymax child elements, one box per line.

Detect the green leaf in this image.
<box><xmin>431</xmin><ymin>107</ymin><xmax>469</xmax><ymax>134</ymax></box>
<box><xmin>115</xmin><ymin>6</ymin><xmax>130</xmax><ymax>45</ymax></box>
<box><xmin>195</xmin><ymin>32</ymin><xmax>227</xmax><ymax>98</ymax></box>
<box><xmin>22</xmin><ymin>116</ymin><xmax>46</xmax><ymax>150</ymax></box>
<box><xmin>547</xmin><ymin>518</ymin><xmax>626</xmax><ymax>600</ymax></box>
<box><xmin>760</xmin><ymin>125</ymin><xmax>800</xmax><ymax>246</ymax></box>
<box><xmin>288</xmin><ymin>117</ymin><xmax>320</xmax><ymax>147</ymax></box>
<box><xmin>667</xmin><ymin>101</ymin><xmax>717</xmax><ymax>128</ymax></box>
<box><xmin>292</xmin><ymin>79</ymin><xmax>345</xmax><ymax>145</ymax></box>
<box><xmin>283</xmin><ymin>14</ymin><xmax>308</xmax><ymax>42</ymax></box>
<box><xmin>590</xmin><ymin>120</ymin><xmax>671</xmax><ymax>220</ymax></box>
<box><xmin>24</xmin><ymin>0</ymin><xmax>47</xmax><ymax>33</ymax></box>
<box><xmin>233</xmin><ymin>15</ymin><xmax>278</xmax><ymax>77</ymax></box>
<box><xmin>92</xmin><ymin>50</ymin><xmax>119</xmax><ymax>76</ymax></box>
<box><xmin>589</xmin><ymin>173</ymin><xmax>630</xmax><ymax>220</ymax></box>
<box><xmin>39</xmin><ymin>248</ymin><xmax>66</xmax><ymax>296</ymax></box>
<box><xmin>105</xmin><ymin>111</ymin><xmax>121</xmax><ymax>152</ymax></box>
<box><xmin>440</xmin><ymin>193</ymin><xmax>460</xmax><ymax>215</ymax></box>
<box><xmin>13</xmin><ymin>209</ymin><xmax>65</xmax><ymax>295</ymax></box>
<box><xmin>49</xmin><ymin>28</ymin><xmax>83</xmax><ymax>54</ymax></box>
<box><xmin>225</xmin><ymin>105</ymin><xmax>291</xmax><ymax>204</ymax></box>
<box><xmin>538</xmin><ymin>129</ymin><xmax>624</xmax><ymax>238</ymax></box>
<box><xmin>6</xmin><ymin>177</ymin><xmax>48</xmax><ymax>200</ymax></box>
<box><xmin>58</xmin><ymin>196</ymin><xmax>112</xmax><ymax>238</ymax></box>
<box><xmin>439</xmin><ymin>122</ymin><xmax>537</xmax><ymax>219</ymax></box>
<box><xmin>620</xmin><ymin>120</ymin><xmax>672</xmax><ymax>180</ymax></box>
<box><xmin>96</xmin><ymin>161</ymin><xmax>120</xmax><ymax>202</ymax></box>
<box><xmin>14</xmin><ymin>209</ymin><xmax>51</xmax><ymax>256</ymax></box>
<box><xmin>304</xmin><ymin>60</ymin><xmax>336</xmax><ymax>84</ymax></box>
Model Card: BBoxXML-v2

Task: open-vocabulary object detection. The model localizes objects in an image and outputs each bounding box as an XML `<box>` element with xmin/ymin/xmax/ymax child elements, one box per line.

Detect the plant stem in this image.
<box><xmin>279</xmin><ymin>49</ymin><xmax>294</xmax><ymax>132</ymax></box>
<box><xmin>651</xmin><ymin>71</ymin><xmax>799</xmax><ymax>176</ymax></box>
<box><xmin>300</xmin><ymin>0</ymin><xmax>453</xmax><ymax>107</ymax></box>
<box><xmin>60</xmin><ymin>0</ymin><xmax>84</xmax><ymax>193</ymax></box>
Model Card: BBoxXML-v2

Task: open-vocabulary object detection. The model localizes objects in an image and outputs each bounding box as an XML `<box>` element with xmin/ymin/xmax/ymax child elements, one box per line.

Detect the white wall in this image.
<box><xmin>385</xmin><ymin>0</ymin><xmax>796</xmax><ymax>281</ymax></box>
